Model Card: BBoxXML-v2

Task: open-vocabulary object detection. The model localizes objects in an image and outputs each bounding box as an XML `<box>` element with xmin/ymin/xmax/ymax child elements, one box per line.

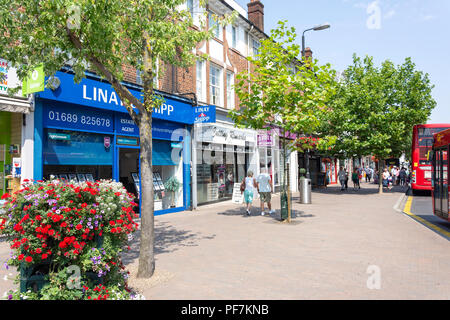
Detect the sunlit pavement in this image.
<box><xmin>2</xmin><ymin>182</ymin><xmax>450</xmax><ymax>299</ymax></box>
<box><xmin>122</xmin><ymin>181</ymin><xmax>450</xmax><ymax>300</ymax></box>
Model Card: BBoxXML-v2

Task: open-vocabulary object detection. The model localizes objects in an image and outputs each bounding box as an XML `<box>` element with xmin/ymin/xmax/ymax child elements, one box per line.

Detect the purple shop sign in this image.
<box><xmin>257</xmin><ymin>131</ymin><xmax>274</xmax><ymax>147</ymax></box>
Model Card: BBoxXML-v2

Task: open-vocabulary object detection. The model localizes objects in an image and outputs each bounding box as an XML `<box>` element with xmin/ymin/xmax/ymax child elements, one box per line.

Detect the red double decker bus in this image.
<box><xmin>431</xmin><ymin>128</ymin><xmax>450</xmax><ymax>221</ymax></box>
<box><xmin>411</xmin><ymin>124</ymin><xmax>450</xmax><ymax>194</ymax></box>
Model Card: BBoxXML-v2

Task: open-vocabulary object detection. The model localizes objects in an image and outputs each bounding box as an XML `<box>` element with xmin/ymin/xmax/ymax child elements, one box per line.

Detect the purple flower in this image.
<box><xmin>8</xmin><ymin>294</ymin><xmax>12</xmax><ymax>300</ymax></box>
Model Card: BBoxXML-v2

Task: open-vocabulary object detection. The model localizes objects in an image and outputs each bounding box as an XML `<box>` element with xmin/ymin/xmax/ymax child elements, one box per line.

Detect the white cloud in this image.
<box><xmin>420</xmin><ymin>14</ymin><xmax>435</xmax><ymax>21</ymax></box>
<box><xmin>384</xmin><ymin>9</ymin><xmax>395</xmax><ymax>19</ymax></box>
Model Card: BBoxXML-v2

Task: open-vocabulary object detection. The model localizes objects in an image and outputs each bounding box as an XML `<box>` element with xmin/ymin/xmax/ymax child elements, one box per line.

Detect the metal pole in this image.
<box><xmin>301</xmin><ymin>32</ymin><xmax>310</xmax><ymax>180</ymax></box>
<box><xmin>287</xmin><ymin>162</ymin><xmax>291</xmax><ymax>223</ymax></box>
<box><xmin>302</xmin><ymin>34</ymin><xmax>305</xmax><ymax>57</ymax></box>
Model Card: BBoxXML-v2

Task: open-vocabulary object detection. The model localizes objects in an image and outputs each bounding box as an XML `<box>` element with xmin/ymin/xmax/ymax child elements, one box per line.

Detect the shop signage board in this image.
<box><xmin>197</xmin><ymin>124</ymin><xmax>252</xmax><ymax>146</ymax></box>
<box><xmin>231</xmin><ymin>183</ymin><xmax>243</xmax><ymax>204</ymax></box>
<box><xmin>38</xmin><ymin>71</ymin><xmax>210</xmax><ymax>125</ymax></box>
<box><xmin>117</xmin><ymin>137</ymin><xmax>139</xmax><ymax>146</ymax></box>
<box><xmin>48</xmin><ymin>132</ymin><xmax>71</xmax><ymax>141</ymax></box>
<box><xmin>257</xmin><ymin>131</ymin><xmax>274</xmax><ymax>147</ymax></box>
<box><xmin>0</xmin><ymin>59</ymin><xmax>22</xmax><ymax>96</ymax></box>
<box><xmin>22</xmin><ymin>64</ymin><xmax>45</xmax><ymax>95</ymax></box>
<box><xmin>193</xmin><ymin>105</ymin><xmax>216</xmax><ymax>124</ymax></box>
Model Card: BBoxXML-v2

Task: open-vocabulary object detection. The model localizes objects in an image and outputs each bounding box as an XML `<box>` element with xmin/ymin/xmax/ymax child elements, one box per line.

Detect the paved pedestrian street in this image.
<box><xmin>123</xmin><ymin>182</ymin><xmax>450</xmax><ymax>300</ymax></box>
<box><xmin>2</xmin><ymin>182</ymin><xmax>450</xmax><ymax>300</ymax></box>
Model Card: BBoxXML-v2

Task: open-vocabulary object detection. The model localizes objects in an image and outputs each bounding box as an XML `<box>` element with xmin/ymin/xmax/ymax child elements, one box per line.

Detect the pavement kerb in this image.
<box><xmin>401</xmin><ymin>195</ymin><xmax>450</xmax><ymax>240</ymax></box>
<box><xmin>393</xmin><ymin>193</ymin><xmax>408</xmax><ymax>213</ymax></box>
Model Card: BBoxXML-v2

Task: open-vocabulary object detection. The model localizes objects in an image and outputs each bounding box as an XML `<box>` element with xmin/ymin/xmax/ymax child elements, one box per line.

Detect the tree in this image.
<box><xmin>229</xmin><ymin>20</ymin><xmax>336</xmax><ymax>221</ymax></box>
<box><xmin>0</xmin><ymin>0</ymin><xmax>234</xmax><ymax>278</ymax></box>
<box><xmin>321</xmin><ymin>55</ymin><xmax>436</xmax><ymax>193</ymax></box>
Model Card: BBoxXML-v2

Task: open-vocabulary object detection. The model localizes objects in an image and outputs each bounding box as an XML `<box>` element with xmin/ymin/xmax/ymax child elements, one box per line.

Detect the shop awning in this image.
<box><xmin>0</xmin><ymin>95</ymin><xmax>31</xmax><ymax>114</ymax></box>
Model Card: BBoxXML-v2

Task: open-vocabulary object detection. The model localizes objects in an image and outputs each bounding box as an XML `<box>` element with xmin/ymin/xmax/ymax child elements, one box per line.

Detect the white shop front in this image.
<box><xmin>192</xmin><ymin>123</ymin><xmax>257</xmax><ymax>206</ymax></box>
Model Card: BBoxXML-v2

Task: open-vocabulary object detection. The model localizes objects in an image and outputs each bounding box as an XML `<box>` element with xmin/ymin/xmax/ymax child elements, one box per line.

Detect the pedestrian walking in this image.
<box><xmin>344</xmin><ymin>168</ymin><xmax>349</xmax><ymax>190</ymax></box>
<box><xmin>395</xmin><ymin>167</ymin><xmax>400</xmax><ymax>185</ymax></box>
<box><xmin>352</xmin><ymin>169</ymin><xmax>360</xmax><ymax>190</ymax></box>
<box><xmin>338</xmin><ymin>166</ymin><xmax>346</xmax><ymax>191</ymax></box>
<box><xmin>256</xmin><ymin>168</ymin><xmax>275</xmax><ymax>216</ymax></box>
<box><xmin>399</xmin><ymin>167</ymin><xmax>407</xmax><ymax>186</ymax></box>
<box><xmin>365</xmin><ymin>167</ymin><xmax>372</xmax><ymax>182</ymax></box>
<box><xmin>241</xmin><ymin>170</ymin><xmax>257</xmax><ymax>215</ymax></box>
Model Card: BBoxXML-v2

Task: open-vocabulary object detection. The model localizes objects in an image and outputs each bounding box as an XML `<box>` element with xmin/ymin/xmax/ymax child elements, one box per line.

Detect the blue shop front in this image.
<box><xmin>33</xmin><ymin>71</ymin><xmax>209</xmax><ymax>216</ymax></box>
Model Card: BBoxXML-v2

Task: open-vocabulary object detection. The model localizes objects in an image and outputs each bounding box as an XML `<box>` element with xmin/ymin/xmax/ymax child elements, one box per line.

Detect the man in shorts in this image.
<box><xmin>256</xmin><ymin>168</ymin><xmax>275</xmax><ymax>216</ymax></box>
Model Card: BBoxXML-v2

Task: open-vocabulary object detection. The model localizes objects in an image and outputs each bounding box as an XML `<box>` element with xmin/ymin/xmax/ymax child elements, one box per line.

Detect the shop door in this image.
<box><xmin>434</xmin><ymin>149</ymin><xmax>441</xmax><ymax>213</ymax></box>
<box><xmin>442</xmin><ymin>148</ymin><xmax>448</xmax><ymax>218</ymax></box>
<box><xmin>117</xmin><ymin>147</ymin><xmax>140</xmax><ymax>202</ymax></box>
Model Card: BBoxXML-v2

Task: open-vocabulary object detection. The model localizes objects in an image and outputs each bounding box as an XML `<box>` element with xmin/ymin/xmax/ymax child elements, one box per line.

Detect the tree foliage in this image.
<box><xmin>321</xmin><ymin>55</ymin><xmax>436</xmax><ymax>161</ymax></box>
<box><xmin>229</xmin><ymin>20</ymin><xmax>337</xmax><ymax>153</ymax></box>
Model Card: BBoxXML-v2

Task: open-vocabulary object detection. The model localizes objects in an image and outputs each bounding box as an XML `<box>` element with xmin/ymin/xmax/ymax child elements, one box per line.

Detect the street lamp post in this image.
<box><xmin>301</xmin><ymin>23</ymin><xmax>330</xmax><ymax>179</ymax></box>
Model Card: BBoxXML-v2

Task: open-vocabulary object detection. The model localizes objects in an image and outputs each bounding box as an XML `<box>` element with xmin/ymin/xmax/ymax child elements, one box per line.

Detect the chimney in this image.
<box><xmin>247</xmin><ymin>0</ymin><xmax>264</xmax><ymax>32</ymax></box>
<box><xmin>304</xmin><ymin>47</ymin><xmax>313</xmax><ymax>58</ymax></box>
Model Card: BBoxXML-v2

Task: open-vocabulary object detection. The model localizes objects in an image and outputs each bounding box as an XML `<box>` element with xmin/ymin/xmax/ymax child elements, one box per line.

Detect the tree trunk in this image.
<box><xmin>378</xmin><ymin>158</ymin><xmax>384</xmax><ymax>194</ymax></box>
<box><xmin>137</xmin><ymin>33</ymin><xmax>155</xmax><ymax>278</ymax></box>
<box><xmin>137</xmin><ymin>110</ymin><xmax>155</xmax><ymax>278</ymax></box>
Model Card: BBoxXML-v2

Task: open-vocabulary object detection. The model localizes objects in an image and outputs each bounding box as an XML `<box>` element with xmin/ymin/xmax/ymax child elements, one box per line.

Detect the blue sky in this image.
<box><xmin>235</xmin><ymin>0</ymin><xmax>450</xmax><ymax>124</ymax></box>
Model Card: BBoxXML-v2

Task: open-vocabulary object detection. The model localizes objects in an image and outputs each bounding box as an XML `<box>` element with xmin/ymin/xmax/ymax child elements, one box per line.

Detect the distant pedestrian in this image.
<box><xmin>338</xmin><ymin>167</ymin><xmax>346</xmax><ymax>191</ymax></box>
<box><xmin>382</xmin><ymin>168</ymin><xmax>391</xmax><ymax>190</ymax></box>
<box><xmin>344</xmin><ymin>168</ymin><xmax>349</xmax><ymax>190</ymax></box>
<box><xmin>365</xmin><ymin>167</ymin><xmax>372</xmax><ymax>182</ymax></box>
<box><xmin>399</xmin><ymin>167</ymin><xmax>407</xmax><ymax>186</ymax></box>
<box><xmin>256</xmin><ymin>168</ymin><xmax>275</xmax><ymax>216</ymax></box>
<box><xmin>352</xmin><ymin>169</ymin><xmax>360</xmax><ymax>190</ymax></box>
<box><xmin>241</xmin><ymin>170</ymin><xmax>257</xmax><ymax>215</ymax></box>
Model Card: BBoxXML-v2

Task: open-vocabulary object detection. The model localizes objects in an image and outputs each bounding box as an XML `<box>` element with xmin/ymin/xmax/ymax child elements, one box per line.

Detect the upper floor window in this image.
<box><xmin>196</xmin><ymin>60</ymin><xmax>206</xmax><ymax>102</ymax></box>
<box><xmin>226</xmin><ymin>71</ymin><xmax>234</xmax><ymax>109</ymax></box>
<box><xmin>208</xmin><ymin>12</ymin><xmax>222</xmax><ymax>40</ymax></box>
<box><xmin>231</xmin><ymin>26</ymin><xmax>237</xmax><ymax>49</ymax></box>
<box><xmin>252</xmin><ymin>38</ymin><xmax>261</xmax><ymax>57</ymax></box>
<box><xmin>210</xmin><ymin>64</ymin><xmax>223</xmax><ymax>107</ymax></box>
<box><xmin>186</xmin><ymin>0</ymin><xmax>194</xmax><ymax>18</ymax></box>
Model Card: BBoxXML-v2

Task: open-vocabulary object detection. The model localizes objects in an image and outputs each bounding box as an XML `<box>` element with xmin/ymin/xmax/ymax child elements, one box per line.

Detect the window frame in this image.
<box><xmin>226</xmin><ymin>71</ymin><xmax>234</xmax><ymax>109</ymax></box>
<box><xmin>209</xmin><ymin>64</ymin><xmax>223</xmax><ymax>107</ymax></box>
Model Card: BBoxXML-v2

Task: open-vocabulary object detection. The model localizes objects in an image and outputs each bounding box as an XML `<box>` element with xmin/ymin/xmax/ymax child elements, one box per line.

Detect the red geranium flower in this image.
<box><xmin>1</xmin><ymin>193</ymin><xmax>10</xmax><ymax>199</ymax></box>
<box><xmin>25</xmin><ymin>256</ymin><xmax>32</xmax><ymax>263</ymax></box>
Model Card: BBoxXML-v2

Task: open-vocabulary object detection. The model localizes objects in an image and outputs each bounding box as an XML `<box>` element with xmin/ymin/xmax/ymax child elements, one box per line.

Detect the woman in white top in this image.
<box><xmin>382</xmin><ymin>168</ymin><xmax>391</xmax><ymax>190</ymax></box>
<box><xmin>242</xmin><ymin>170</ymin><xmax>257</xmax><ymax>215</ymax></box>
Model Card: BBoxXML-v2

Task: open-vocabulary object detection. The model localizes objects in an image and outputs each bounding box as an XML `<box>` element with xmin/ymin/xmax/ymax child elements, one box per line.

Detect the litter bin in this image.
<box><xmin>300</xmin><ymin>178</ymin><xmax>311</xmax><ymax>204</ymax></box>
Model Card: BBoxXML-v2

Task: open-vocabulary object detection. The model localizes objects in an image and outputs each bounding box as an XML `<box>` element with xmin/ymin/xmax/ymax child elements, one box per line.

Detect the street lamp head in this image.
<box><xmin>313</xmin><ymin>23</ymin><xmax>330</xmax><ymax>31</ymax></box>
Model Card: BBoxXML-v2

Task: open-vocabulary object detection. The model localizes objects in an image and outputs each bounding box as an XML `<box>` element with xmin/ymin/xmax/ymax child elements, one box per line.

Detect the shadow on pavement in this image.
<box><xmin>217</xmin><ymin>207</ymin><xmax>313</xmax><ymax>221</ymax></box>
<box><xmin>121</xmin><ymin>221</ymin><xmax>216</xmax><ymax>265</ymax></box>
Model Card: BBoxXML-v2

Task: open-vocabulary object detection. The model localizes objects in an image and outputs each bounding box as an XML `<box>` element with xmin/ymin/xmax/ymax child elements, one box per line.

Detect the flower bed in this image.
<box><xmin>0</xmin><ymin>179</ymin><xmax>140</xmax><ymax>300</ymax></box>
